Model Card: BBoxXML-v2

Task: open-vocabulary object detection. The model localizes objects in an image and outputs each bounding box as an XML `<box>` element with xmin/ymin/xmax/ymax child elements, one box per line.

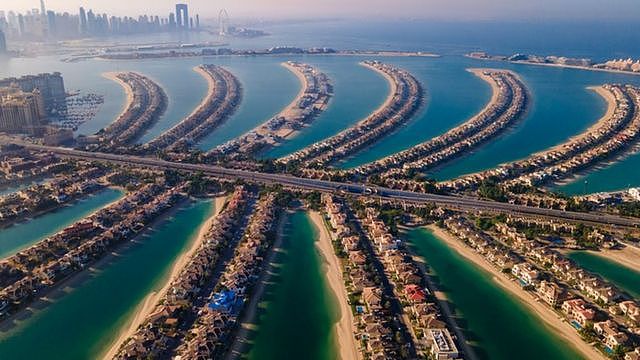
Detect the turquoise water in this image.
<box><xmin>0</xmin><ymin>179</ymin><xmax>46</xmax><ymax>196</ymax></box>
<box><xmin>0</xmin><ymin>187</ymin><xmax>124</xmax><ymax>259</ymax></box>
<box><xmin>0</xmin><ymin>199</ymin><xmax>215</xmax><ymax>359</ymax></box>
<box><xmin>196</xmin><ymin>57</ymin><xmax>300</xmax><ymax>150</ymax></box>
<box><xmin>338</xmin><ymin>56</ymin><xmax>490</xmax><ymax>168</ymax></box>
<box><xmin>567</xmin><ymin>251</ymin><xmax>640</xmax><ymax>298</ymax></box>
<box><xmin>432</xmin><ymin>60</ymin><xmax>640</xmax><ymax>181</ymax></box>
<box><xmin>406</xmin><ymin>228</ymin><xmax>583</xmax><ymax>360</ymax></box>
<box><xmin>263</xmin><ymin>57</ymin><xmax>389</xmax><ymax>158</ymax></box>
<box><xmin>555</xmin><ymin>152</ymin><xmax>640</xmax><ymax>195</ymax></box>
<box><xmin>247</xmin><ymin>212</ymin><xmax>339</xmax><ymax>360</ymax></box>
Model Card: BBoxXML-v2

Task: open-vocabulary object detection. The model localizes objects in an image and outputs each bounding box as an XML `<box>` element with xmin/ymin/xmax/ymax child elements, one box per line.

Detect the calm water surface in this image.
<box><xmin>406</xmin><ymin>227</ymin><xmax>584</xmax><ymax>360</ymax></box>
<box><xmin>0</xmin><ymin>199</ymin><xmax>214</xmax><ymax>360</ymax></box>
<box><xmin>247</xmin><ymin>211</ymin><xmax>339</xmax><ymax>360</ymax></box>
<box><xmin>0</xmin><ymin>187</ymin><xmax>124</xmax><ymax>259</ymax></box>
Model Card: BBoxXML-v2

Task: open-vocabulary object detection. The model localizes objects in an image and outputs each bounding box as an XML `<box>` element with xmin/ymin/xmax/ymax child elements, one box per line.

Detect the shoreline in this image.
<box><xmin>274</xmin><ymin>62</ymin><xmax>311</xmax><ymax>140</ymax></box>
<box><xmin>0</xmin><ymin>197</ymin><xmax>191</xmax><ymax>336</ymax></box>
<box><xmin>467</xmin><ymin>55</ymin><xmax>640</xmax><ymax>77</ymax></box>
<box><xmin>146</xmin><ymin>65</ymin><xmax>216</xmax><ymax>144</ymax></box>
<box><xmin>446</xmin><ymin>83</ymin><xmax>617</xmax><ymax>186</ymax></box>
<box><xmin>589</xmin><ymin>246</ymin><xmax>640</xmax><ymax>273</ymax></box>
<box><xmin>101</xmin><ymin>196</ymin><xmax>227</xmax><ymax>360</ymax></box>
<box><xmin>0</xmin><ymin>187</ymin><xmax>125</xmax><ymax>261</ymax></box>
<box><xmin>427</xmin><ymin>225</ymin><xmax>608</xmax><ymax>360</ymax></box>
<box><xmin>224</xmin><ymin>210</ymin><xmax>288</xmax><ymax>360</ymax></box>
<box><xmin>360</xmin><ymin>61</ymin><xmax>399</xmax><ymax>122</ymax></box>
<box><xmin>101</xmin><ymin>72</ymin><xmax>135</xmax><ymax>126</ymax></box>
<box><xmin>466</xmin><ymin>68</ymin><xmax>502</xmax><ymax>122</ymax></box>
<box><xmin>309</xmin><ymin>211</ymin><xmax>359</xmax><ymax>360</ymax></box>
<box><xmin>547</xmin><ymin>85</ymin><xmax>617</xmax><ymax>154</ymax></box>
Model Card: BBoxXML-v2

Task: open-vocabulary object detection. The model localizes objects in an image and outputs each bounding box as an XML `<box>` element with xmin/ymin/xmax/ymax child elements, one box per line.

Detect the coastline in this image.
<box><xmin>224</xmin><ymin>210</ymin><xmax>288</xmax><ymax>360</ymax></box>
<box><xmin>448</xmin><ymin>83</ymin><xmax>616</xmax><ymax>184</ymax></box>
<box><xmin>548</xmin><ymin>85</ymin><xmax>617</xmax><ymax>154</ymax></box>
<box><xmin>467</xmin><ymin>55</ymin><xmax>640</xmax><ymax>77</ymax></box>
<box><xmin>426</xmin><ymin>224</ymin><xmax>608</xmax><ymax>360</ymax></box>
<box><xmin>274</xmin><ymin>62</ymin><xmax>311</xmax><ymax>140</ymax></box>
<box><xmin>146</xmin><ymin>65</ymin><xmax>216</xmax><ymax>144</ymax></box>
<box><xmin>0</xmin><ymin>197</ymin><xmax>191</xmax><ymax>336</ymax></box>
<box><xmin>590</xmin><ymin>246</ymin><xmax>640</xmax><ymax>273</ymax></box>
<box><xmin>359</xmin><ymin>61</ymin><xmax>399</xmax><ymax>123</ymax></box>
<box><xmin>102</xmin><ymin>72</ymin><xmax>135</xmax><ymax>125</ymax></box>
<box><xmin>0</xmin><ymin>187</ymin><xmax>125</xmax><ymax>261</ymax></box>
<box><xmin>101</xmin><ymin>196</ymin><xmax>227</xmax><ymax>360</ymax></box>
<box><xmin>309</xmin><ymin>211</ymin><xmax>359</xmax><ymax>360</ymax></box>
<box><xmin>466</xmin><ymin>68</ymin><xmax>502</xmax><ymax>121</ymax></box>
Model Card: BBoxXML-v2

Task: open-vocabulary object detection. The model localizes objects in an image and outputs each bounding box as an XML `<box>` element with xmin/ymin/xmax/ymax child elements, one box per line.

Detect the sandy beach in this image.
<box><xmin>546</xmin><ymin>85</ymin><xmax>617</xmax><ymax>154</ymax></box>
<box><xmin>147</xmin><ymin>65</ymin><xmax>217</xmax><ymax>144</ymax></box>
<box><xmin>467</xmin><ymin>68</ymin><xmax>502</xmax><ymax>117</ymax></box>
<box><xmin>0</xmin><ymin>196</ymin><xmax>189</xmax><ymax>336</ymax></box>
<box><xmin>101</xmin><ymin>196</ymin><xmax>227</xmax><ymax>360</ymax></box>
<box><xmin>593</xmin><ymin>245</ymin><xmax>640</xmax><ymax>273</ymax></box>
<box><xmin>250</xmin><ymin>62</ymin><xmax>311</xmax><ymax>141</ymax></box>
<box><xmin>427</xmin><ymin>225</ymin><xmax>608</xmax><ymax>360</ymax></box>
<box><xmin>309</xmin><ymin>211</ymin><xmax>359</xmax><ymax>360</ymax></box>
<box><xmin>102</xmin><ymin>72</ymin><xmax>135</xmax><ymax>125</ymax></box>
<box><xmin>360</xmin><ymin>61</ymin><xmax>399</xmax><ymax>123</ymax></box>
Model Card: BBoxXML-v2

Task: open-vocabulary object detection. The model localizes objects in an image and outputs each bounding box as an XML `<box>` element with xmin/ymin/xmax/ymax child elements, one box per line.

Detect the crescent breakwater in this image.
<box><xmin>439</xmin><ymin>84</ymin><xmax>640</xmax><ymax>192</ymax></box>
<box><xmin>351</xmin><ymin>69</ymin><xmax>528</xmax><ymax>180</ymax></box>
<box><xmin>279</xmin><ymin>61</ymin><xmax>423</xmax><ymax>168</ymax></box>
<box><xmin>207</xmin><ymin>61</ymin><xmax>332</xmax><ymax>159</ymax></box>
<box><xmin>100</xmin><ymin>72</ymin><xmax>168</xmax><ymax>146</ymax></box>
<box><xmin>144</xmin><ymin>65</ymin><xmax>241</xmax><ymax>152</ymax></box>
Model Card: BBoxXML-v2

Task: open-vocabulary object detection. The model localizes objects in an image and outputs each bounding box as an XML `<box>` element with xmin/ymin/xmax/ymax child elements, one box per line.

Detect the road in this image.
<box><xmin>12</xmin><ymin>142</ymin><xmax>640</xmax><ymax>228</ymax></box>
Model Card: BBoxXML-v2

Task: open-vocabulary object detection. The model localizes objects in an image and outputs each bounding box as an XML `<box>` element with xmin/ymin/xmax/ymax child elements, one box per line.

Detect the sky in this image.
<box><xmin>1</xmin><ymin>0</ymin><xmax>639</xmax><ymax>21</ymax></box>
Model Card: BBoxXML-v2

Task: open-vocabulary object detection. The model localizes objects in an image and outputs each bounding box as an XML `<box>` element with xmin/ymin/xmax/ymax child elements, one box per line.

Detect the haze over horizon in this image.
<box><xmin>1</xmin><ymin>0</ymin><xmax>640</xmax><ymax>21</ymax></box>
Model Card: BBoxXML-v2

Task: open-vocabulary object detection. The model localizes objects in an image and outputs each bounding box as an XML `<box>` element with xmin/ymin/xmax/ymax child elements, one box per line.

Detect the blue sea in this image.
<box><xmin>1</xmin><ymin>19</ymin><xmax>639</xmax><ymax>193</ymax></box>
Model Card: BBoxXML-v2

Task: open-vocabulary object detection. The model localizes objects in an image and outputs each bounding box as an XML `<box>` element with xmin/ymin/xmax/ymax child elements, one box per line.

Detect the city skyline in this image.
<box><xmin>1</xmin><ymin>0</ymin><xmax>640</xmax><ymax>20</ymax></box>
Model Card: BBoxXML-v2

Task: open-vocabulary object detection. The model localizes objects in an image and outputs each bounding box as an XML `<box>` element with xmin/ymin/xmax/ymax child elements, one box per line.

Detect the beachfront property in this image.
<box><xmin>1</xmin><ymin>181</ymin><xmax>186</xmax><ymax>317</ymax></box>
<box><xmin>115</xmin><ymin>186</ymin><xmax>253</xmax><ymax>359</ymax></box>
<box><xmin>210</xmin><ymin>61</ymin><xmax>332</xmax><ymax>158</ymax></box>
<box><xmin>145</xmin><ymin>64</ymin><xmax>242</xmax><ymax>152</ymax></box>
<box><xmin>98</xmin><ymin>72</ymin><xmax>167</xmax><ymax>147</ymax></box>
<box><xmin>440</xmin><ymin>212</ymin><xmax>640</xmax><ymax>358</ymax></box>
<box><xmin>281</xmin><ymin>60</ymin><xmax>422</xmax><ymax>167</ymax></box>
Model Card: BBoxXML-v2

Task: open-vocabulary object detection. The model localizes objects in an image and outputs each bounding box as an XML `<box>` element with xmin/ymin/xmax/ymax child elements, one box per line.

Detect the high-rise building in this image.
<box><xmin>79</xmin><ymin>7</ymin><xmax>87</xmax><ymax>34</ymax></box>
<box><xmin>0</xmin><ymin>29</ymin><xmax>6</xmax><ymax>54</ymax></box>
<box><xmin>175</xmin><ymin>4</ymin><xmax>188</xmax><ymax>30</ymax></box>
<box><xmin>46</xmin><ymin>11</ymin><xmax>56</xmax><ymax>37</ymax></box>
<box><xmin>0</xmin><ymin>87</ymin><xmax>46</xmax><ymax>135</ymax></box>
<box><xmin>0</xmin><ymin>73</ymin><xmax>66</xmax><ymax>115</ymax></box>
<box><xmin>195</xmin><ymin>14</ymin><xmax>200</xmax><ymax>29</ymax></box>
<box><xmin>168</xmin><ymin>12</ymin><xmax>176</xmax><ymax>30</ymax></box>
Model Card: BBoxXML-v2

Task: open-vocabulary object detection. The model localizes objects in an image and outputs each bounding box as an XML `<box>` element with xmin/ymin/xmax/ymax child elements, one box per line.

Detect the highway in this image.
<box><xmin>12</xmin><ymin>142</ymin><xmax>640</xmax><ymax>228</ymax></box>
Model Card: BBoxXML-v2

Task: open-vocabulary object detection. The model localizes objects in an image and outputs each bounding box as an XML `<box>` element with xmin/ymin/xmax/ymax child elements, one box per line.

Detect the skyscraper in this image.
<box><xmin>0</xmin><ymin>29</ymin><xmax>6</xmax><ymax>54</ymax></box>
<box><xmin>175</xmin><ymin>4</ymin><xmax>188</xmax><ymax>30</ymax></box>
<box><xmin>169</xmin><ymin>12</ymin><xmax>176</xmax><ymax>30</ymax></box>
<box><xmin>46</xmin><ymin>11</ymin><xmax>56</xmax><ymax>37</ymax></box>
<box><xmin>79</xmin><ymin>7</ymin><xmax>87</xmax><ymax>34</ymax></box>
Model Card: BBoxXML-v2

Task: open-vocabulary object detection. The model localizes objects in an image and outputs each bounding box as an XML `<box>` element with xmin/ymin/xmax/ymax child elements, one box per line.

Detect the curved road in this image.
<box><xmin>11</xmin><ymin>142</ymin><xmax>640</xmax><ymax>229</ymax></box>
